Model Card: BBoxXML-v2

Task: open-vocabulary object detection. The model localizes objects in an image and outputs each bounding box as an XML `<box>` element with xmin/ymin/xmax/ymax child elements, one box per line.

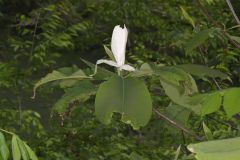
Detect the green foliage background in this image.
<box><xmin>1</xmin><ymin>0</ymin><xmax>240</xmax><ymax>159</ymax></box>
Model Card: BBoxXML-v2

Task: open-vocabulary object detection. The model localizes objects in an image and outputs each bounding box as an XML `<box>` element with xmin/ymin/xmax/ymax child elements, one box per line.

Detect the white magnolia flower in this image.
<box><xmin>93</xmin><ymin>25</ymin><xmax>135</xmax><ymax>75</ymax></box>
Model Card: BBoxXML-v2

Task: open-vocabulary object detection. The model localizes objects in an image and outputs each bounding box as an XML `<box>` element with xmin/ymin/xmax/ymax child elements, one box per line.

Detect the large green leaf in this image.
<box><xmin>53</xmin><ymin>80</ymin><xmax>96</xmax><ymax>114</ymax></box>
<box><xmin>176</xmin><ymin>64</ymin><xmax>229</xmax><ymax>80</ymax></box>
<box><xmin>95</xmin><ymin>76</ymin><xmax>152</xmax><ymax>129</ymax></box>
<box><xmin>0</xmin><ymin>132</ymin><xmax>9</xmax><ymax>160</ymax></box>
<box><xmin>188</xmin><ymin>137</ymin><xmax>240</xmax><ymax>160</ymax></box>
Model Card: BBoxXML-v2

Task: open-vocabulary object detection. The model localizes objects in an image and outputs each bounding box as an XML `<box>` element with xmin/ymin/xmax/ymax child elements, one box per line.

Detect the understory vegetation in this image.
<box><xmin>1</xmin><ymin>0</ymin><xmax>240</xmax><ymax>159</ymax></box>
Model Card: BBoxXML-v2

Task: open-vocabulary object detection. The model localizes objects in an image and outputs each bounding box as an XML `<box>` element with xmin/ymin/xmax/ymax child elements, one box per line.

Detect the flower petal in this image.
<box><xmin>96</xmin><ymin>59</ymin><xmax>119</xmax><ymax>67</ymax></box>
<box><xmin>91</xmin><ymin>59</ymin><xmax>119</xmax><ymax>76</ymax></box>
<box><xmin>120</xmin><ymin>64</ymin><xmax>135</xmax><ymax>71</ymax></box>
<box><xmin>111</xmin><ymin>25</ymin><xmax>128</xmax><ymax>66</ymax></box>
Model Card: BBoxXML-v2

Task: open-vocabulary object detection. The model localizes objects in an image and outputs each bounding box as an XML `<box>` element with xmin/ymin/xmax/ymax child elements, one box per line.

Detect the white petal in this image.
<box><xmin>96</xmin><ymin>59</ymin><xmax>119</xmax><ymax>67</ymax></box>
<box><xmin>120</xmin><ymin>64</ymin><xmax>135</xmax><ymax>71</ymax></box>
<box><xmin>91</xmin><ymin>59</ymin><xmax>119</xmax><ymax>76</ymax></box>
<box><xmin>111</xmin><ymin>25</ymin><xmax>128</xmax><ymax>66</ymax></box>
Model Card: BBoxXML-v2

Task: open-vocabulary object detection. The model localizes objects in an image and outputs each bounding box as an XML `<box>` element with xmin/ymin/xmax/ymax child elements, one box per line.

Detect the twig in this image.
<box><xmin>30</xmin><ymin>12</ymin><xmax>41</xmax><ymax>56</ymax></box>
<box><xmin>153</xmin><ymin>108</ymin><xmax>204</xmax><ymax>141</ymax></box>
<box><xmin>0</xmin><ymin>128</ymin><xmax>15</xmax><ymax>135</ymax></box>
<box><xmin>226</xmin><ymin>0</ymin><xmax>240</xmax><ymax>25</ymax></box>
<box><xmin>181</xmin><ymin>130</ymin><xmax>191</xmax><ymax>154</ymax></box>
<box><xmin>17</xmin><ymin>96</ymin><xmax>22</xmax><ymax>126</ymax></box>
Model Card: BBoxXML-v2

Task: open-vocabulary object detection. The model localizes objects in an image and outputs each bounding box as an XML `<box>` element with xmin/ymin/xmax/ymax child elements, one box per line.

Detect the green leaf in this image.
<box><xmin>176</xmin><ymin>64</ymin><xmax>229</xmax><ymax>80</ymax></box>
<box><xmin>156</xmin><ymin>66</ymin><xmax>190</xmax><ymax>87</ymax></box>
<box><xmin>130</xmin><ymin>63</ymin><xmax>153</xmax><ymax>77</ymax></box>
<box><xmin>11</xmin><ymin>135</ymin><xmax>21</xmax><ymax>160</ymax></box>
<box><xmin>103</xmin><ymin>45</ymin><xmax>115</xmax><ymax>61</ymax></box>
<box><xmin>161</xmin><ymin>80</ymin><xmax>201</xmax><ymax>114</ymax></box>
<box><xmin>57</xmin><ymin>66</ymin><xmax>87</xmax><ymax>88</ymax></box>
<box><xmin>53</xmin><ymin>80</ymin><xmax>96</xmax><ymax>114</ymax></box>
<box><xmin>188</xmin><ymin>137</ymin><xmax>240</xmax><ymax>160</ymax></box>
<box><xmin>32</xmin><ymin>69</ymin><xmax>90</xmax><ymax>98</ymax></box>
<box><xmin>200</xmin><ymin>91</ymin><xmax>222</xmax><ymax>116</ymax></box>
<box><xmin>180</xmin><ymin>6</ymin><xmax>195</xmax><ymax>28</ymax></box>
<box><xmin>16</xmin><ymin>137</ymin><xmax>29</xmax><ymax>160</ymax></box>
<box><xmin>174</xmin><ymin>145</ymin><xmax>181</xmax><ymax>160</ymax></box>
<box><xmin>165</xmin><ymin>104</ymin><xmax>191</xmax><ymax>128</ymax></box>
<box><xmin>23</xmin><ymin>142</ymin><xmax>38</xmax><ymax>160</ymax></box>
<box><xmin>0</xmin><ymin>132</ymin><xmax>9</xmax><ymax>160</ymax></box>
<box><xmin>158</xmin><ymin>68</ymin><xmax>201</xmax><ymax>114</ymax></box>
<box><xmin>223</xmin><ymin>88</ymin><xmax>240</xmax><ymax>117</ymax></box>
<box><xmin>95</xmin><ymin>76</ymin><xmax>152</xmax><ymax>129</ymax></box>
<box><xmin>185</xmin><ymin>28</ymin><xmax>216</xmax><ymax>54</ymax></box>
<box><xmin>202</xmin><ymin>122</ymin><xmax>213</xmax><ymax>140</ymax></box>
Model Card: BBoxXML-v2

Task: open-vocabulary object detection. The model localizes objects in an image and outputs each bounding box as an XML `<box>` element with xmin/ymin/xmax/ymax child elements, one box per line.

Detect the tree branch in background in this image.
<box><xmin>226</xmin><ymin>0</ymin><xmax>240</xmax><ymax>25</ymax></box>
<box><xmin>153</xmin><ymin>108</ymin><xmax>204</xmax><ymax>141</ymax></box>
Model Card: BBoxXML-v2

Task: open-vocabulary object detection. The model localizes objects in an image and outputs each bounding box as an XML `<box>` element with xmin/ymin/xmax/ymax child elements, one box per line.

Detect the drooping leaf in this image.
<box><xmin>176</xmin><ymin>64</ymin><xmax>229</xmax><ymax>80</ymax></box>
<box><xmin>23</xmin><ymin>142</ymin><xmax>38</xmax><ymax>160</ymax></box>
<box><xmin>185</xmin><ymin>28</ymin><xmax>216</xmax><ymax>54</ymax></box>
<box><xmin>0</xmin><ymin>132</ymin><xmax>9</xmax><ymax>160</ymax></box>
<box><xmin>57</xmin><ymin>66</ymin><xmax>87</xmax><ymax>88</ymax></box>
<box><xmin>53</xmin><ymin>80</ymin><xmax>96</xmax><ymax>114</ymax></box>
<box><xmin>12</xmin><ymin>135</ymin><xmax>21</xmax><ymax>160</ymax></box>
<box><xmin>16</xmin><ymin>137</ymin><xmax>29</xmax><ymax>160</ymax></box>
<box><xmin>32</xmin><ymin>69</ymin><xmax>91</xmax><ymax>98</ymax></box>
<box><xmin>188</xmin><ymin>137</ymin><xmax>240</xmax><ymax>160</ymax></box>
<box><xmin>95</xmin><ymin>76</ymin><xmax>152</xmax><ymax>129</ymax></box>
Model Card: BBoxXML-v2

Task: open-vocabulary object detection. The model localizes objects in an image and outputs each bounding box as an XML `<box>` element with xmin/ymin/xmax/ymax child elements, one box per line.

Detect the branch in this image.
<box><xmin>153</xmin><ymin>108</ymin><xmax>204</xmax><ymax>141</ymax></box>
<box><xmin>30</xmin><ymin>12</ymin><xmax>41</xmax><ymax>57</ymax></box>
<box><xmin>226</xmin><ymin>0</ymin><xmax>240</xmax><ymax>25</ymax></box>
